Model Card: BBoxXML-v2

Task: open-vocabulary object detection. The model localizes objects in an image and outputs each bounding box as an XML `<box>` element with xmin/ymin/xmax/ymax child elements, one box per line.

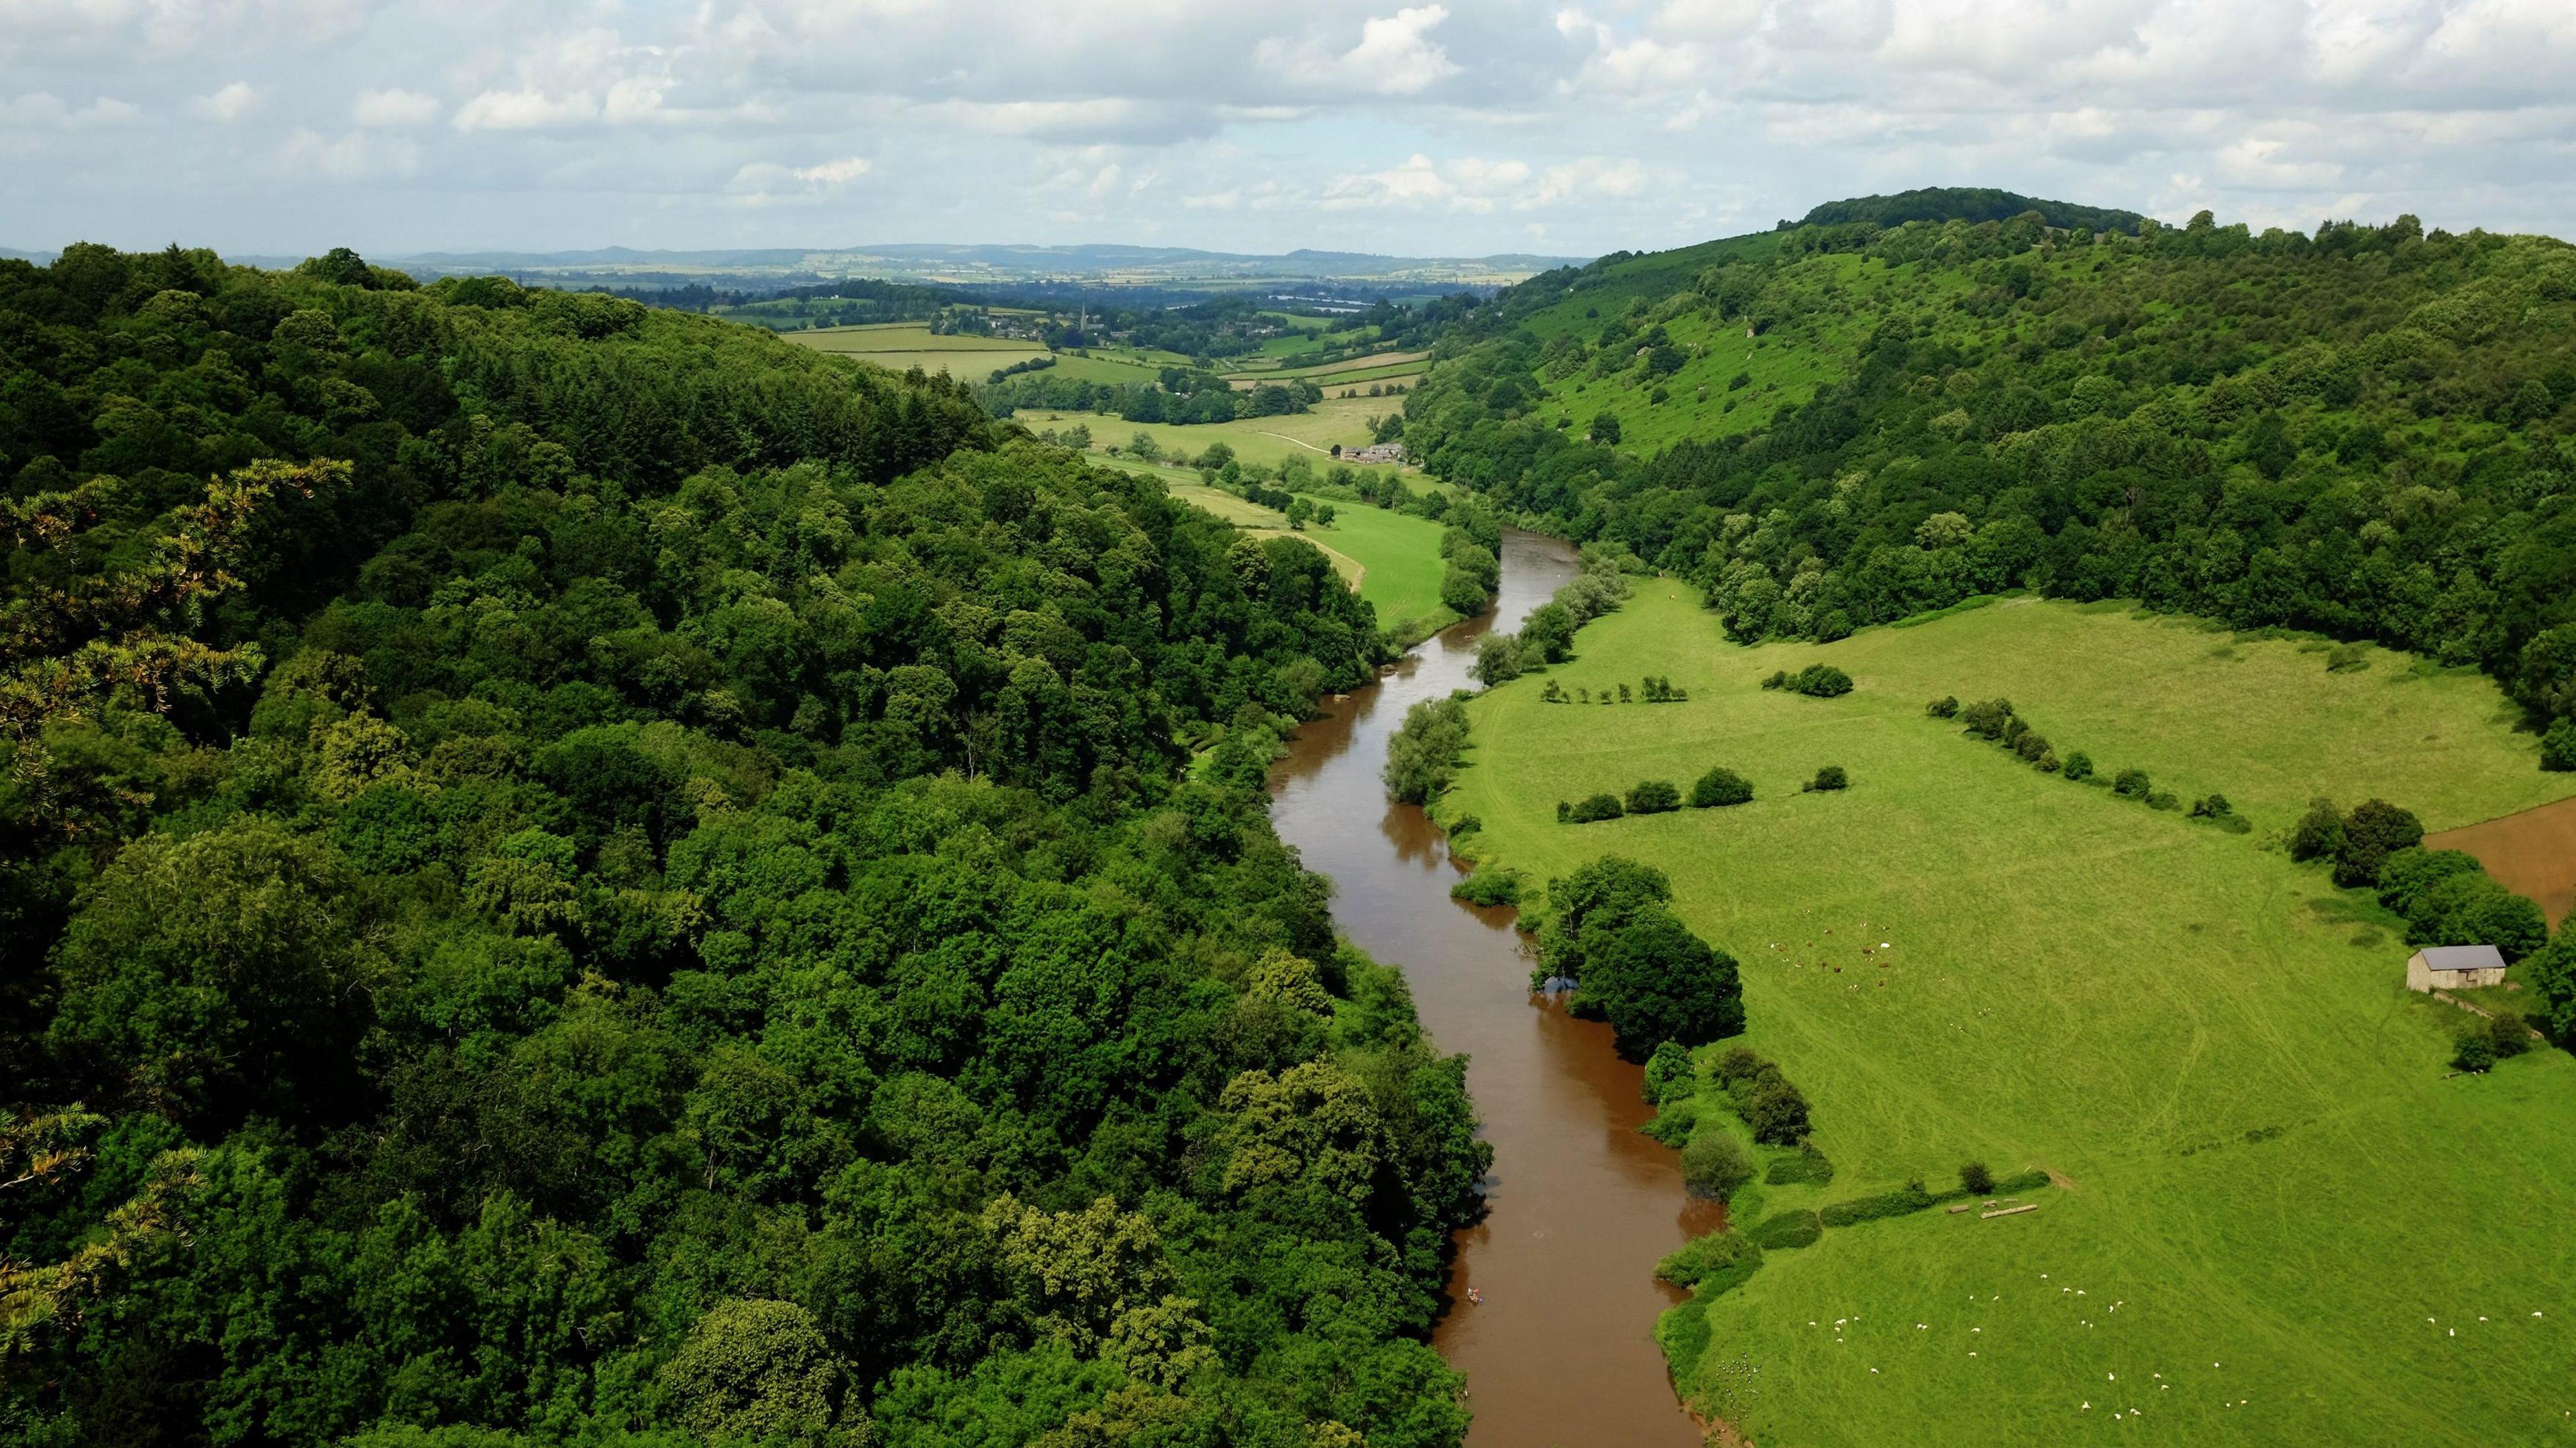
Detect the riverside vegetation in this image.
<box><xmin>0</xmin><ymin>245</ymin><xmax>1493</xmax><ymax>1447</ymax></box>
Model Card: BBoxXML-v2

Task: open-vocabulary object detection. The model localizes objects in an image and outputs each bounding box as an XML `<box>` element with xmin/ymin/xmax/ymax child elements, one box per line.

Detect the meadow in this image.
<box><xmin>1438</xmin><ymin>583</ymin><xmax>2576</xmax><ymax>1446</ymax></box>
<box><xmin>782</xmin><ymin>321</ymin><xmax>1046</xmax><ymax>376</ymax></box>
<box><xmin>1027</xmin><ymin>391</ymin><xmax>1409</xmax><ymax>471</ymax></box>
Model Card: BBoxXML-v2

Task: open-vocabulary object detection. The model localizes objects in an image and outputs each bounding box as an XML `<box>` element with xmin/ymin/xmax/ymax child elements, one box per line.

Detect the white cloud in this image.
<box><xmin>195</xmin><ymin>82</ymin><xmax>259</xmax><ymax>122</ymax></box>
<box><xmin>353</xmin><ymin>89</ymin><xmax>441</xmax><ymax>128</ymax></box>
<box><xmin>1256</xmin><ymin>5</ymin><xmax>1462</xmax><ymax>96</ymax></box>
<box><xmin>279</xmin><ymin>127</ymin><xmax>419</xmax><ymax>182</ymax></box>
<box><xmin>727</xmin><ymin>154</ymin><xmax>873</xmax><ymax>205</ymax></box>
<box><xmin>452</xmin><ymin>88</ymin><xmax>599</xmax><ymax>131</ymax></box>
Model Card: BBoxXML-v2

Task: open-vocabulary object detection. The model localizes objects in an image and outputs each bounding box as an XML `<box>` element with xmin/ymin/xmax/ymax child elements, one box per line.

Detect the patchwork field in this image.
<box><xmin>1438</xmin><ymin>584</ymin><xmax>2576</xmax><ymax>1447</ymax></box>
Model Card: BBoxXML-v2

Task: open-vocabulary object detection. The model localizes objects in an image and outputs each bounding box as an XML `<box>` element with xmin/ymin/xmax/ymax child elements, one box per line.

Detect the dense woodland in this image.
<box><xmin>1401</xmin><ymin>205</ymin><xmax>2576</xmax><ymax>769</ymax></box>
<box><xmin>0</xmin><ymin>245</ymin><xmax>1489</xmax><ymax>1447</ymax></box>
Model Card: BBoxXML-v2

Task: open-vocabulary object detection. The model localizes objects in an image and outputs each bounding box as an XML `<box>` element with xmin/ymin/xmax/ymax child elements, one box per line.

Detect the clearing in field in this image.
<box><xmin>1439</xmin><ymin>583</ymin><xmax>2576</xmax><ymax>1447</ymax></box>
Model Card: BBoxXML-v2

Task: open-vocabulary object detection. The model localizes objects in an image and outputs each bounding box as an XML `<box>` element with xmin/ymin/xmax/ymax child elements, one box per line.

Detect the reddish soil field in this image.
<box><xmin>2426</xmin><ymin>793</ymin><xmax>2576</xmax><ymax>930</ymax></box>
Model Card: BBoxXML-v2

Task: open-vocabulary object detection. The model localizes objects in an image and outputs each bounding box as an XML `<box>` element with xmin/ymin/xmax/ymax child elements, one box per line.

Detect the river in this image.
<box><xmin>1269</xmin><ymin>528</ymin><xmax>1721</xmax><ymax>1448</ymax></box>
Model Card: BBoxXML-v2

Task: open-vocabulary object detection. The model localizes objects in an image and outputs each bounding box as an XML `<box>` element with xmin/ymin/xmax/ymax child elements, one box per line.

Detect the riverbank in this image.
<box><xmin>1266</xmin><ymin>531</ymin><xmax>1713</xmax><ymax>1448</ymax></box>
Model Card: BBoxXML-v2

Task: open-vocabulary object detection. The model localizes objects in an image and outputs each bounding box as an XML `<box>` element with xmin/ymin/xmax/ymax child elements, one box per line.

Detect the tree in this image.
<box><xmin>2543</xmin><ymin>719</ymin><xmax>2576</xmax><ymax>772</ymax></box>
<box><xmin>658</xmin><ymin>1299</ymin><xmax>847</xmax><ymax>1445</ymax></box>
<box><xmin>1627</xmin><ymin>779</ymin><xmax>1681</xmax><ymax>814</ymax></box>
<box><xmin>1805</xmin><ymin>765</ymin><xmax>1848</xmax><ymax>791</ymax></box>
<box><xmin>1960</xmin><ymin>1161</ymin><xmax>1994</xmax><ymax>1195</ymax></box>
<box><xmin>1566</xmin><ymin>791</ymin><xmax>1625</xmax><ymax>823</ymax></box>
<box><xmin>2335</xmin><ymin>798</ymin><xmax>2424</xmax><ymax>887</ymax></box>
<box><xmin>1690</xmin><ymin>766</ymin><xmax>1754</xmax><ymax>807</ymax></box>
<box><xmin>1681</xmin><ymin>1130</ymin><xmax>1752</xmax><ymax>1200</ymax></box>
<box><xmin>2290</xmin><ymin>797</ymin><xmax>2346</xmax><ymax>861</ymax></box>
<box><xmin>1472</xmin><ymin>632</ymin><xmax>1523</xmax><ymax>685</ymax></box>
<box><xmin>1739</xmin><ymin>1070</ymin><xmax>1809</xmax><ymax>1144</ymax></box>
<box><xmin>1580</xmin><ymin>907</ymin><xmax>1744</xmax><ymax>1058</ymax></box>
<box><xmin>1588</xmin><ymin>411</ymin><xmax>1622</xmax><ymax>444</ymax></box>
<box><xmin>1642</xmin><ymin>1040</ymin><xmax>1694</xmax><ymax>1105</ymax></box>
<box><xmin>1383</xmin><ymin>696</ymin><xmax>1470</xmax><ymax>803</ymax></box>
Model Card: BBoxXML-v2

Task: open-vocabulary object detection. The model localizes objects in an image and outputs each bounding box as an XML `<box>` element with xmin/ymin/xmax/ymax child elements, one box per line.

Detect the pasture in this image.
<box><xmin>1438</xmin><ymin>583</ymin><xmax>2576</xmax><ymax>1446</ymax></box>
<box><xmin>1026</xmin><ymin>392</ymin><xmax>1409</xmax><ymax>472</ymax></box>
<box><xmin>784</xmin><ymin>323</ymin><xmax>1046</xmax><ymax>378</ymax></box>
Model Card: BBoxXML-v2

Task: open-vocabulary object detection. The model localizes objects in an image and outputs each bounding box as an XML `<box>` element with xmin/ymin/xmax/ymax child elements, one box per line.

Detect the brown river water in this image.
<box><xmin>1269</xmin><ymin>529</ymin><xmax>1722</xmax><ymax>1448</ymax></box>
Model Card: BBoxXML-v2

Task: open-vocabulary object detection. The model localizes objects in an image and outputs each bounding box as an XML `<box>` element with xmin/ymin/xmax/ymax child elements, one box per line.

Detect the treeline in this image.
<box><xmin>1398</xmin><ymin>209</ymin><xmax>2576</xmax><ymax>753</ymax></box>
<box><xmin>0</xmin><ymin>245</ymin><xmax>1491</xmax><ymax>1447</ymax></box>
<box><xmin>977</xmin><ymin>371</ymin><xmax>1322</xmax><ymax>425</ymax></box>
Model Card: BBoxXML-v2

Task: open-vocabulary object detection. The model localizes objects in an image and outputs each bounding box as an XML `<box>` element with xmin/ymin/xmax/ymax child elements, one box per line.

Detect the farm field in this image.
<box><xmin>1438</xmin><ymin>583</ymin><xmax>2576</xmax><ymax>1447</ymax></box>
<box><xmin>783</xmin><ymin>322</ymin><xmax>1047</xmax><ymax>377</ymax></box>
<box><xmin>1024</xmin><ymin>392</ymin><xmax>1409</xmax><ymax>471</ymax></box>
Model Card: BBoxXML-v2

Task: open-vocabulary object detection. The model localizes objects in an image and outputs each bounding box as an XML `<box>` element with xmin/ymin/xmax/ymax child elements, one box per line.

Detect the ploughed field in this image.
<box><xmin>1438</xmin><ymin>584</ymin><xmax>2576</xmax><ymax>1446</ymax></box>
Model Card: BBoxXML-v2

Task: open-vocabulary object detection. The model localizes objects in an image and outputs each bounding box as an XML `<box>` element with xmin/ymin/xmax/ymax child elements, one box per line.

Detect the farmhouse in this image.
<box><xmin>1337</xmin><ymin>441</ymin><xmax>1406</xmax><ymax>465</ymax></box>
<box><xmin>2405</xmin><ymin>944</ymin><xmax>2508</xmax><ymax>992</ymax></box>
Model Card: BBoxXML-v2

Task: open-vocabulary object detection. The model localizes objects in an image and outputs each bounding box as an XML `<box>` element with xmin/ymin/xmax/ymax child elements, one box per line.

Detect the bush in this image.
<box><xmin>2112</xmin><ymin>767</ymin><xmax>2151</xmax><ymax>798</ymax></box>
<box><xmin>2014</xmin><ymin>731</ymin><xmax>2051</xmax><ymax>763</ymax></box>
<box><xmin>1447</xmin><ymin>813</ymin><xmax>1483</xmax><ymax>837</ymax></box>
<box><xmin>1959</xmin><ymin>698</ymin><xmax>2015</xmax><ymax>738</ymax></box>
<box><xmin>2146</xmin><ymin>790</ymin><xmax>2181</xmax><ymax>812</ymax></box>
<box><xmin>1818</xmin><ymin>1182</ymin><xmax>1937</xmax><ymax>1227</ymax></box>
<box><xmin>2290</xmin><ymin>797</ymin><xmax>2346</xmax><ymax>861</ymax></box>
<box><xmin>1749</xmin><ymin>1209</ymin><xmax>1824</xmax><ymax>1249</ymax></box>
<box><xmin>2453</xmin><ymin>1029</ymin><xmax>2497</xmax><ymax>1072</ymax></box>
<box><xmin>1786</xmin><ymin>664</ymin><xmax>1853</xmax><ymax>698</ymax></box>
<box><xmin>1627</xmin><ymin>779</ymin><xmax>1682</xmax><ymax>814</ymax></box>
<box><xmin>1739</xmin><ymin>1070</ymin><xmax>1811</xmax><ymax>1146</ymax></box>
<box><xmin>2487</xmin><ymin>1010</ymin><xmax>2533</xmax><ymax>1060</ymax></box>
<box><xmin>1566</xmin><ymin>792</ymin><xmax>1626</xmax><ymax>824</ymax></box>
<box><xmin>2061</xmin><ymin>750</ymin><xmax>2094</xmax><ymax>781</ymax></box>
<box><xmin>1640</xmin><ymin>1100</ymin><xmax>1698</xmax><ymax>1147</ymax></box>
<box><xmin>1760</xmin><ymin>669</ymin><xmax>1788</xmax><ymax>691</ymax></box>
<box><xmin>1960</xmin><ymin>1161</ymin><xmax>1995</xmax><ymax>1195</ymax></box>
<box><xmin>2544</xmin><ymin>720</ymin><xmax>2576</xmax><ymax>773</ymax></box>
<box><xmin>1714</xmin><ymin>1045</ymin><xmax>1765</xmax><ymax>1088</ymax></box>
<box><xmin>1681</xmin><ymin>1130</ymin><xmax>1755</xmax><ymax>1201</ymax></box>
<box><xmin>1642</xmin><ymin>1040</ymin><xmax>1695</xmax><ymax>1104</ymax></box>
<box><xmin>2335</xmin><ymin>798</ymin><xmax>2425</xmax><ymax>887</ymax></box>
<box><xmin>1383</xmin><ymin>695</ymin><xmax>1470</xmax><ymax>804</ymax></box>
<box><xmin>1804</xmin><ymin>765</ymin><xmax>1848</xmax><ymax>792</ymax></box>
<box><xmin>1449</xmin><ymin>868</ymin><xmax>1522</xmax><ymax>907</ymax></box>
<box><xmin>2189</xmin><ymin>793</ymin><xmax>2234</xmax><ymax>819</ymax></box>
<box><xmin>1927</xmin><ymin>695</ymin><xmax>1960</xmax><ymax>719</ymax></box>
<box><xmin>1763</xmin><ymin>1142</ymin><xmax>1835</xmax><ymax>1186</ymax></box>
<box><xmin>1690</xmin><ymin>767</ymin><xmax>1754</xmax><ymax>807</ymax></box>
<box><xmin>2408</xmin><ymin>872</ymin><xmax>2548</xmax><ymax>960</ymax></box>
<box><xmin>1655</xmin><ymin>1229</ymin><xmax>1762</xmax><ymax>1293</ymax></box>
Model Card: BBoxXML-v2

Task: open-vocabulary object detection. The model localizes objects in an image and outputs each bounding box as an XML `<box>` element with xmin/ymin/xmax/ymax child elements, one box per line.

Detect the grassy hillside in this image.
<box><xmin>1397</xmin><ymin>209</ymin><xmax>2576</xmax><ymax>763</ymax></box>
<box><xmin>1438</xmin><ymin>584</ymin><xmax>2576</xmax><ymax>1446</ymax></box>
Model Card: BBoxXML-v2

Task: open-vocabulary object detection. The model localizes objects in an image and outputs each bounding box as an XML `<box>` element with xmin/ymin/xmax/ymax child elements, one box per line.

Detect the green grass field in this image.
<box><xmin>1028</xmin><ymin>393</ymin><xmax>1408</xmax><ymax>473</ymax></box>
<box><xmin>782</xmin><ymin>323</ymin><xmax>1048</xmax><ymax>378</ymax></box>
<box><xmin>1439</xmin><ymin>584</ymin><xmax>2576</xmax><ymax>1446</ymax></box>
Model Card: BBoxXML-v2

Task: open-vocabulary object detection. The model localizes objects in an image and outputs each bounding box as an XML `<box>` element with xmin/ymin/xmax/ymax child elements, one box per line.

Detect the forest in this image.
<box><xmin>1397</xmin><ymin>204</ymin><xmax>2576</xmax><ymax>765</ymax></box>
<box><xmin>0</xmin><ymin>245</ymin><xmax>1489</xmax><ymax>1447</ymax></box>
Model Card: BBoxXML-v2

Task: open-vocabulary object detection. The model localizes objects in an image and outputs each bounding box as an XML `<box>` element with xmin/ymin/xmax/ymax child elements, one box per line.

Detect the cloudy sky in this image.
<box><xmin>6</xmin><ymin>0</ymin><xmax>2575</xmax><ymax>260</ymax></box>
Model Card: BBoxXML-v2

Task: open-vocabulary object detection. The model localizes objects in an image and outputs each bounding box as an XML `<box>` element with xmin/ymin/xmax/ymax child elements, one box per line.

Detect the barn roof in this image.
<box><xmin>2417</xmin><ymin>944</ymin><xmax>2508</xmax><ymax>972</ymax></box>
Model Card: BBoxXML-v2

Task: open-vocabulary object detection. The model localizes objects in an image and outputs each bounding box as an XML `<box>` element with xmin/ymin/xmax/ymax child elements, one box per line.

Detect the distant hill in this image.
<box><xmin>1794</xmin><ymin>186</ymin><xmax>2149</xmax><ymax>235</ymax></box>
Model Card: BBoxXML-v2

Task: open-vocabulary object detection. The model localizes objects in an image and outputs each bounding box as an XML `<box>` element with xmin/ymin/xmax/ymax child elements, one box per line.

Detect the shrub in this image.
<box><xmin>1681</xmin><ymin>1130</ymin><xmax>1755</xmax><ymax>1201</ymax></box>
<box><xmin>1992</xmin><ymin>1168</ymin><xmax>2051</xmax><ymax>1194</ymax></box>
<box><xmin>1627</xmin><ymin>779</ymin><xmax>1682</xmax><ymax>814</ymax></box>
<box><xmin>1787</xmin><ymin>664</ymin><xmax>1853</xmax><ymax>698</ymax></box>
<box><xmin>2014</xmin><ymin>731</ymin><xmax>2051</xmax><ymax>763</ymax></box>
<box><xmin>1690</xmin><ymin>767</ymin><xmax>1754</xmax><ymax>807</ymax></box>
<box><xmin>2112</xmin><ymin>767</ymin><xmax>2152</xmax><ymax>798</ymax></box>
<box><xmin>1449</xmin><ymin>868</ymin><xmax>1523</xmax><ymax>907</ymax></box>
<box><xmin>1566</xmin><ymin>792</ymin><xmax>1625</xmax><ymax>824</ymax></box>
<box><xmin>1959</xmin><ymin>698</ymin><xmax>2015</xmax><ymax>738</ymax></box>
<box><xmin>2453</xmin><ymin>1029</ymin><xmax>2497</xmax><ymax>1072</ymax></box>
<box><xmin>2378</xmin><ymin>847</ymin><xmax>2485</xmax><ymax>915</ymax></box>
<box><xmin>1817</xmin><ymin>1182</ymin><xmax>1937</xmax><ymax>1227</ymax></box>
<box><xmin>2487</xmin><ymin>1011</ymin><xmax>2533</xmax><ymax>1060</ymax></box>
<box><xmin>2146</xmin><ymin>790</ymin><xmax>2181</xmax><ymax>812</ymax></box>
<box><xmin>1640</xmin><ymin>1100</ymin><xmax>1699</xmax><ymax>1147</ymax></box>
<box><xmin>1642</xmin><ymin>1040</ymin><xmax>1695</xmax><ymax>1104</ymax></box>
<box><xmin>1803</xmin><ymin>765</ymin><xmax>1848</xmax><ymax>792</ymax></box>
<box><xmin>2061</xmin><ymin>750</ymin><xmax>2094</xmax><ymax>781</ymax></box>
<box><xmin>1556</xmin><ymin>799</ymin><xmax>1570</xmax><ymax>822</ymax></box>
<box><xmin>2189</xmin><ymin>793</ymin><xmax>2234</xmax><ymax>819</ymax></box>
<box><xmin>2326</xmin><ymin>642</ymin><xmax>2369</xmax><ymax>672</ymax></box>
<box><xmin>1713</xmin><ymin>1045</ymin><xmax>1766</xmax><ymax>1088</ymax></box>
<box><xmin>2335</xmin><ymin>798</ymin><xmax>2425</xmax><ymax>887</ymax></box>
<box><xmin>1960</xmin><ymin>1161</ymin><xmax>1995</xmax><ymax>1195</ymax></box>
<box><xmin>1447</xmin><ymin>814</ymin><xmax>1483</xmax><ymax>837</ymax></box>
<box><xmin>1750</xmin><ymin>1209</ymin><xmax>1824</xmax><ymax>1249</ymax></box>
<box><xmin>2405</xmin><ymin>870</ymin><xmax>2549</xmax><ymax>960</ymax></box>
<box><xmin>2544</xmin><ymin>720</ymin><xmax>2576</xmax><ymax>773</ymax></box>
<box><xmin>1763</xmin><ymin>1142</ymin><xmax>1835</xmax><ymax>1186</ymax></box>
<box><xmin>1760</xmin><ymin>670</ymin><xmax>1789</xmax><ymax>691</ymax></box>
<box><xmin>1655</xmin><ymin>1229</ymin><xmax>1762</xmax><ymax>1293</ymax></box>
<box><xmin>2289</xmin><ymin>797</ymin><xmax>2346</xmax><ymax>861</ymax></box>
<box><xmin>1740</xmin><ymin>1072</ymin><xmax>1811</xmax><ymax>1146</ymax></box>
<box><xmin>1927</xmin><ymin>695</ymin><xmax>1960</xmax><ymax>719</ymax></box>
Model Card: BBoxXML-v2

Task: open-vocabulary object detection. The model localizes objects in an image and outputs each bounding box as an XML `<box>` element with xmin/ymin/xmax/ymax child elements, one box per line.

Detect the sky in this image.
<box><xmin>5</xmin><ymin>0</ymin><xmax>2576</xmax><ymax>262</ymax></box>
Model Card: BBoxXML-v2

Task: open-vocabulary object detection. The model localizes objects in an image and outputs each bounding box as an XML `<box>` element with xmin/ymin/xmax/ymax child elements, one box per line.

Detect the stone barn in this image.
<box><xmin>2405</xmin><ymin>944</ymin><xmax>2508</xmax><ymax>993</ymax></box>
